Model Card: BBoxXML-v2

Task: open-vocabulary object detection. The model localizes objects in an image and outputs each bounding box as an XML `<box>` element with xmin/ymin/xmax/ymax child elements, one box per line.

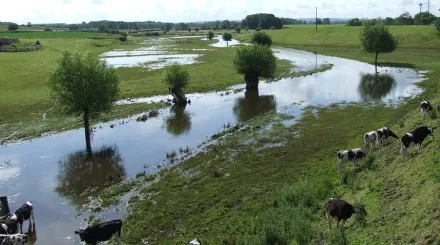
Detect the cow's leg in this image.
<box><xmin>417</xmin><ymin>143</ymin><xmax>420</xmax><ymax>152</ymax></box>
<box><xmin>353</xmin><ymin>158</ymin><xmax>357</xmax><ymax>168</ymax></box>
<box><xmin>326</xmin><ymin>211</ymin><xmax>332</xmax><ymax>232</ymax></box>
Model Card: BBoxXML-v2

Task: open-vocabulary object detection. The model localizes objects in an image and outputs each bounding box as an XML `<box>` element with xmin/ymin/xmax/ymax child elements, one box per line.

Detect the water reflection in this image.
<box><xmin>164</xmin><ymin>104</ymin><xmax>192</xmax><ymax>136</ymax></box>
<box><xmin>233</xmin><ymin>90</ymin><xmax>277</xmax><ymax>122</ymax></box>
<box><xmin>358</xmin><ymin>73</ymin><xmax>397</xmax><ymax>101</ymax></box>
<box><xmin>55</xmin><ymin>145</ymin><xmax>126</xmax><ymax>206</ymax></box>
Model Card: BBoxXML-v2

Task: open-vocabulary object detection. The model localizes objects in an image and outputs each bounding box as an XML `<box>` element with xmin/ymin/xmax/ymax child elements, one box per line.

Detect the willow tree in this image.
<box><xmin>360</xmin><ymin>23</ymin><xmax>397</xmax><ymax>73</ymax></box>
<box><xmin>233</xmin><ymin>44</ymin><xmax>277</xmax><ymax>89</ymax></box>
<box><xmin>163</xmin><ymin>63</ymin><xmax>190</xmax><ymax>105</ymax></box>
<box><xmin>48</xmin><ymin>49</ymin><xmax>119</xmax><ymax>154</ymax></box>
<box><xmin>222</xmin><ymin>32</ymin><xmax>232</xmax><ymax>47</ymax></box>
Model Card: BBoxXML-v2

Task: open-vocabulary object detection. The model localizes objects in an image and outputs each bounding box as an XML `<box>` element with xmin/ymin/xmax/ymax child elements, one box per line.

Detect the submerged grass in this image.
<box><xmin>93</xmin><ymin>24</ymin><xmax>440</xmax><ymax>244</ymax></box>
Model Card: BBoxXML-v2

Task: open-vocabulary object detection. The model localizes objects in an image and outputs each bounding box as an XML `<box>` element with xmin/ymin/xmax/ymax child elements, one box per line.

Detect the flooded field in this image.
<box><xmin>0</xmin><ymin>38</ymin><xmax>426</xmax><ymax>244</ymax></box>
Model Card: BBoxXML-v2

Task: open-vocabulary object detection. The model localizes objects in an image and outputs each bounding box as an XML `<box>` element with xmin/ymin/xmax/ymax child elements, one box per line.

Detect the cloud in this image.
<box><xmin>92</xmin><ymin>0</ymin><xmax>104</xmax><ymax>4</ymax></box>
<box><xmin>320</xmin><ymin>3</ymin><xmax>334</xmax><ymax>9</ymax></box>
<box><xmin>297</xmin><ymin>4</ymin><xmax>310</xmax><ymax>9</ymax></box>
<box><xmin>62</xmin><ymin>0</ymin><xmax>72</xmax><ymax>4</ymax></box>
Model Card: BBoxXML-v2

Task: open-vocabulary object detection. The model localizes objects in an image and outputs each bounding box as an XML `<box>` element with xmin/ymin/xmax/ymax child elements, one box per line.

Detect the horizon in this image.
<box><xmin>1</xmin><ymin>0</ymin><xmax>438</xmax><ymax>25</ymax></box>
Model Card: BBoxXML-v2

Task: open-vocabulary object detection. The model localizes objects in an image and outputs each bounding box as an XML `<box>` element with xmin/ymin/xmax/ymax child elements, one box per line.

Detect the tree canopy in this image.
<box><xmin>360</xmin><ymin>23</ymin><xmax>397</xmax><ymax>69</ymax></box>
<box><xmin>396</xmin><ymin>12</ymin><xmax>414</xmax><ymax>25</ymax></box>
<box><xmin>233</xmin><ymin>44</ymin><xmax>277</xmax><ymax>89</ymax></box>
<box><xmin>47</xmin><ymin>49</ymin><xmax>119</xmax><ymax>153</ymax></box>
<box><xmin>207</xmin><ymin>31</ymin><xmax>215</xmax><ymax>40</ymax></box>
<box><xmin>8</xmin><ymin>23</ymin><xmax>19</xmax><ymax>31</ymax></box>
<box><xmin>242</xmin><ymin>13</ymin><xmax>283</xmax><ymax>30</ymax></box>
<box><xmin>414</xmin><ymin>12</ymin><xmax>437</xmax><ymax>25</ymax></box>
<box><xmin>222</xmin><ymin>32</ymin><xmax>233</xmax><ymax>47</ymax></box>
<box><xmin>346</xmin><ymin>18</ymin><xmax>362</xmax><ymax>26</ymax></box>
<box><xmin>251</xmin><ymin>31</ymin><xmax>272</xmax><ymax>47</ymax></box>
<box><xmin>162</xmin><ymin>63</ymin><xmax>190</xmax><ymax>90</ymax></box>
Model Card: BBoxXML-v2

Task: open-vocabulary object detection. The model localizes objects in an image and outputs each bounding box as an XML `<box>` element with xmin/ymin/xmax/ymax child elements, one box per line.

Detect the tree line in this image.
<box><xmin>347</xmin><ymin>12</ymin><xmax>438</xmax><ymax>26</ymax></box>
<box><xmin>241</xmin><ymin>13</ymin><xmax>283</xmax><ymax>30</ymax></box>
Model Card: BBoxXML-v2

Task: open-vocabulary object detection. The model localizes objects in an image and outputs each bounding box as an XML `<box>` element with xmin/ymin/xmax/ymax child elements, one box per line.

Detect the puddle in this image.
<box><xmin>103</xmin><ymin>54</ymin><xmax>202</xmax><ymax>69</ymax></box>
<box><xmin>171</xmin><ymin>35</ymin><xmax>206</xmax><ymax>39</ymax></box>
<box><xmin>201</xmin><ymin>35</ymin><xmax>241</xmax><ymax>47</ymax></box>
<box><xmin>0</xmin><ymin>47</ymin><xmax>426</xmax><ymax>244</ymax></box>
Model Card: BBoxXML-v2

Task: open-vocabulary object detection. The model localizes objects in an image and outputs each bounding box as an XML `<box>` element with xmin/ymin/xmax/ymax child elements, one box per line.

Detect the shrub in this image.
<box><xmin>119</xmin><ymin>35</ymin><xmax>127</xmax><ymax>42</ymax></box>
<box><xmin>256</xmin><ymin>28</ymin><xmax>261</xmax><ymax>31</ymax></box>
<box><xmin>250</xmin><ymin>31</ymin><xmax>272</xmax><ymax>46</ymax></box>
<box><xmin>44</xmin><ymin>27</ymin><xmax>52</xmax><ymax>32</ymax></box>
<box><xmin>162</xmin><ymin>63</ymin><xmax>190</xmax><ymax>90</ymax></box>
<box><xmin>329</xmin><ymin>227</ymin><xmax>348</xmax><ymax>245</ymax></box>
<box><xmin>233</xmin><ymin>44</ymin><xmax>277</xmax><ymax>88</ymax></box>
<box><xmin>364</xmin><ymin>154</ymin><xmax>376</xmax><ymax>170</ymax></box>
<box><xmin>207</xmin><ymin>31</ymin><xmax>214</xmax><ymax>40</ymax></box>
<box><xmin>346</xmin><ymin>18</ymin><xmax>362</xmax><ymax>26</ymax></box>
<box><xmin>8</xmin><ymin>23</ymin><xmax>19</xmax><ymax>31</ymax></box>
<box><xmin>270</xmin><ymin>26</ymin><xmax>276</xmax><ymax>30</ymax></box>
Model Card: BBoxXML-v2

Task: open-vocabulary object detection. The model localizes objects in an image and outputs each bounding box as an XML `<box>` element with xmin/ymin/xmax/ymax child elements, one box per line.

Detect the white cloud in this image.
<box><xmin>0</xmin><ymin>0</ymin><xmax>437</xmax><ymax>24</ymax></box>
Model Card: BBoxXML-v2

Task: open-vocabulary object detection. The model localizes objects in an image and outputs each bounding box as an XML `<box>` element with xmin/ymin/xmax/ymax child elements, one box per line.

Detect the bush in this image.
<box><xmin>119</xmin><ymin>35</ymin><xmax>127</xmax><ymax>42</ymax></box>
<box><xmin>162</xmin><ymin>63</ymin><xmax>190</xmax><ymax>90</ymax></box>
<box><xmin>364</xmin><ymin>154</ymin><xmax>376</xmax><ymax>170</ymax></box>
<box><xmin>44</xmin><ymin>27</ymin><xmax>52</xmax><ymax>32</ymax></box>
<box><xmin>8</xmin><ymin>23</ymin><xmax>19</xmax><ymax>31</ymax></box>
<box><xmin>329</xmin><ymin>227</ymin><xmax>348</xmax><ymax>245</ymax></box>
<box><xmin>434</xmin><ymin>18</ymin><xmax>440</xmax><ymax>31</ymax></box>
<box><xmin>233</xmin><ymin>44</ymin><xmax>277</xmax><ymax>87</ymax></box>
<box><xmin>207</xmin><ymin>31</ymin><xmax>214</xmax><ymax>40</ymax></box>
<box><xmin>270</xmin><ymin>26</ymin><xmax>276</xmax><ymax>30</ymax></box>
<box><xmin>256</xmin><ymin>28</ymin><xmax>261</xmax><ymax>31</ymax></box>
<box><xmin>354</xmin><ymin>202</ymin><xmax>368</xmax><ymax>227</ymax></box>
<box><xmin>346</xmin><ymin>18</ymin><xmax>362</xmax><ymax>26</ymax></box>
<box><xmin>250</xmin><ymin>31</ymin><xmax>272</xmax><ymax>46</ymax></box>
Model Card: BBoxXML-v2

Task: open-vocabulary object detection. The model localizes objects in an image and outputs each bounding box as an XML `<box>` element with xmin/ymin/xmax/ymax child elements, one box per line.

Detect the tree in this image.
<box><xmin>316</xmin><ymin>18</ymin><xmax>323</xmax><ymax>25</ymax></box>
<box><xmin>27</xmin><ymin>22</ymin><xmax>32</xmax><ymax>27</ymax></box>
<box><xmin>414</xmin><ymin>12</ymin><xmax>437</xmax><ymax>25</ymax></box>
<box><xmin>233</xmin><ymin>44</ymin><xmax>277</xmax><ymax>89</ymax></box>
<box><xmin>8</xmin><ymin>23</ymin><xmax>19</xmax><ymax>31</ymax></box>
<box><xmin>119</xmin><ymin>22</ymin><xmax>128</xmax><ymax>29</ymax></box>
<box><xmin>195</xmin><ymin>27</ymin><xmax>199</xmax><ymax>32</ymax></box>
<box><xmin>235</xmin><ymin>27</ymin><xmax>241</xmax><ymax>34</ymax></box>
<box><xmin>162</xmin><ymin>63</ymin><xmax>190</xmax><ymax>105</ymax></box>
<box><xmin>221</xmin><ymin>20</ymin><xmax>230</xmax><ymax>29</ymax></box>
<box><xmin>188</xmin><ymin>27</ymin><xmax>192</xmax><ymax>32</ymax></box>
<box><xmin>222</xmin><ymin>32</ymin><xmax>233</xmax><ymax>47</ymax></box>
<box><xmin>323</xmin><ymin>18</ymin><xmax>331</xmax><ymax>25</ymax></box>
<box><xmin>346</xmin><ymin>18</ymin><xmax>362</xmax><ymax>26</ymax></box>
<box><xmin>435</xmin><ymin>18</ymin><xmax>440</xmax><ymax>31</ymax></box>
<box><xmin>396</xmin><ymin>12</ymin><xmax>414</xmax><ymax>25</ymax></box>
<box><xmin>360</xmin><ymin>23</ymin><xmax>397</xmax><ymax>72</ymax></box>
<box><xmin>98</xmin><ymin>22</ymin><xmax>107</xmax><ymax>33</ymax></box>
<box><xmin>384</xmin><ymin>17</ymin><xmax>395</xmax><ymax>25</ymax></box>
<box><xmin>47</xmin><ymin>49</ymin><xmax>120</xmax><ymax>154</ymax></box>
<box><xmin>207</xmin><ymin>31</ymin><xmax>215</xmax><ymax>40</ymax></box>
<box><xmin>251</xmin><ymin>31</ymin><xmax>272</xmax><ymax>46</ymax></box>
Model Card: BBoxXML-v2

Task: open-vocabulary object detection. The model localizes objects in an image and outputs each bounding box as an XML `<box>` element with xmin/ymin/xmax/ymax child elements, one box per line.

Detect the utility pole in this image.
<box><xmin>316</xmin><ymin>7</ymin><xmax>318</xmax><ymax>32</ymax></box>
<box><xmin>419</xmin><ymin>3</ymin><xmax>423</xmax><ymax>14</ymax></box>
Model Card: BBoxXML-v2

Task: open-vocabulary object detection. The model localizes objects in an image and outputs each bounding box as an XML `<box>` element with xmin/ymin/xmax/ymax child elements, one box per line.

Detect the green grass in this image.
<box><xmin>0</xmin><ymin>35</ymin><xmax>297</xmax><ymax>141</ymax></box>
<box><xmin>94</xmin><ymin>24</ymin><xmax>440</xmax><ymax>244</ymax></box>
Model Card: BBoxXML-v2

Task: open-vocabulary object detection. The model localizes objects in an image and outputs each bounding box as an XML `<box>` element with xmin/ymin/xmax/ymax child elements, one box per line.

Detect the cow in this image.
<box><xmin>325</xmin><ymin>198</ymin><xmax>357</xmax><ymax>232</ymax></box>
<box><xmin>337</xmin><ymin>148</ymin><xmax>366</xmax><ymax>172</ymax></box>
<box><xmin>421</xmin><ymin>100</ymin><xmax>433</xmax><ymax>121</ymax></box>
<box><xmin>401</xmin><ymin>126</ymin><xmax>436</xmax><ymax>162</ymax></box>
<box><xmin>74</xmin><ymin>219</ymin><xmax>122</xmax><ymax>245</ymax></box>
<box><xmin>3</xmin><ymin>202</ymin><xmax>35</xmax><ymax>234</ymax></box>
<box><xmin>377</xmin><ymin>127</ymin><xmax>399</xmax><ymax>146</ymax></box>
<box><xmin>188</xmin><ymin>239</ymin><xmax>202</xmax><ymax>245</ymax></box>
<box><xmin>364</xmin><ymin>131</ymin><xmax>379</xmax><ymax>149</ymax></box>
<box><xmin>0</xmin><ymin>234</ymin><xmax>29</xmax><ymax>245</ymax></box>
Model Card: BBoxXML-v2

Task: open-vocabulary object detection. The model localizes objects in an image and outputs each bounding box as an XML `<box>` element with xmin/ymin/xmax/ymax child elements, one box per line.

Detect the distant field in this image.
<box><xmin>241</xmin><ymin>24</ymin><xmax>440</xmax><ymax>49</ymax></box>
<box><xmin>0</xmin><ymin>30</ymin><xmax>106</xmax><ymax>38</ymax></box>
<box><xmin>0</xmin><ymin>24</ymin><xmax>47</xmax><ymax>32</ymax></box>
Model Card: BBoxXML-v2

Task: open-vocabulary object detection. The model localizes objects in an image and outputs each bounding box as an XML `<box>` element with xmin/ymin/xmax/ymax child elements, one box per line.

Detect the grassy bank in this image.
<box><xmin>96</xmin><ymin>24</ymin><xmax>440</xmax><ymax>244</ymax></box>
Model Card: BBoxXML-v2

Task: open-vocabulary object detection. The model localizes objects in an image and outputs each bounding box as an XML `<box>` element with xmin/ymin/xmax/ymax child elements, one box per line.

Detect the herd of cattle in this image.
<box><xmin>328</xmin><ymin>100</ymin><xmax>437</xmax><ymax>230</ymax></box>
<box><xmin>0</xmin><ymin>101</ymin><xmax>437</xmax><ymax>244</ymax></box>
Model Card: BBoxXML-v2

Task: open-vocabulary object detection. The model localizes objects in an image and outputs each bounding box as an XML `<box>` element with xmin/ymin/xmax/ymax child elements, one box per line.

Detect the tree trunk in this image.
<box><xmin>83</xmin><ymin>108</ymin><xmax>92</xmax><ymax>155</ymax></box>
<box><xmin>375</xmin><ymin>51</ymin><xmax>378</xmax><ymax>73</ymax></box>
<box><xmin>169</xmin><ymin>87</ymin><xmax>187</xmax><ymax>105</ymax></box>
<box><xmin>244</xmin><ymin>73</ymin><xmax>259</xmax><ymax>90</ymax></box>
<box><xmin>227</xmin><ymin>41</ymin><xmax>229</xmax><ymax>47</ymax></box>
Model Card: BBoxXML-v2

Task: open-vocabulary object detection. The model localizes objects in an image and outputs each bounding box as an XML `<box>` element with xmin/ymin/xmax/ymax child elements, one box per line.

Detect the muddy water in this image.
<box><xmin>0</xmin><ymin>47</ymin><xmax>425</xmax><ymax>244</ymax></box>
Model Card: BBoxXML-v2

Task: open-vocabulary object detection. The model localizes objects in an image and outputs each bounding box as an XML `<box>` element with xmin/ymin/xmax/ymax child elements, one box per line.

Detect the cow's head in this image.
<box><xmin>74</xmin><ymin>229</ymin><xmax>86</xmax><ymax>241</ymax></box>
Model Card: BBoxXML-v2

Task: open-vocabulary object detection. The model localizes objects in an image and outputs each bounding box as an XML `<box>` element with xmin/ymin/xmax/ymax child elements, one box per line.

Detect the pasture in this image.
<box><xmin>97</xmin><ymin>24</ymin><xmax>440</xmax><ymax>244</ymax></box>
<box><xmin>1</xmin><ymin>23</ymin><xmax>440</xmax><ymax>245</ymax></box>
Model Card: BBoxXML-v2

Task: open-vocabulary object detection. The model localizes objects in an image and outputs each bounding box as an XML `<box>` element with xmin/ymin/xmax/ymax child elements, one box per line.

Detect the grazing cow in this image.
<box><xmin>0</xmin><ymin>234</ymin><xmax>29</xmax><ymax>245</ymax></box>
<box><xmin>188</xmin><ymin>239</ymin><xmax>202</xmax><ymax>245</ymax></box>
<box><xmin>74</xmin><ymin>219</ymin><xmax>122</xmax><ymax>245</ymax></box>
<box><xmin>421</xmin><ymin>100</ymin><xmax>433</xmax><ymax>120</ymax></box>
<box><xmin>401</xmin><ymin>126</ymin><xmax>436</xmax><ymax>161</ymax></box>
<box><xmin>325</xmin><ymin>198</ymin><xmax>356</xmax><ymax>232</ymax></box>
<box><xmin>4</xmin><ymin>202</ymin><xmax>35</xmax><ymax>234</ymax></box>
<box><xmin>364</xmin><ymin>131</ymin><xmax>379</xmax><ymax>149</ymax></box>
<box><xmin>377</xmin><ymin>127</ymin><xmax>399</xmax><ymax>146</ymax></box>
<box><xmin>337</xmin><ymin>148</ymin><xmax>366</xmax><ymax>172</ymax></box>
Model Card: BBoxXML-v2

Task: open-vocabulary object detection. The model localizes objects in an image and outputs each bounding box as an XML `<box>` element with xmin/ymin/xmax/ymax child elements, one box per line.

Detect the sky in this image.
<box><xmin>1</xmin><ymin>0</ymin><xmax>438</xmax><ymax>24</ymax></box>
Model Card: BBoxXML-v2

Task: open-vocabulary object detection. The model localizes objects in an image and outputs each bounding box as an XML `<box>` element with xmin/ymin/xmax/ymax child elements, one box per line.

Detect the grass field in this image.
<box><xmin>95</xmin><ymin>24</ymin><xmax>440</xmax><ymax>244</ymax></box>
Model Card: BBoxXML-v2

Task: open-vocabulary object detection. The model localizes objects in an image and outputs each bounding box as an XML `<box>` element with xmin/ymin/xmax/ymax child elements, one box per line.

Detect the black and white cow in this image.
<box><xmin>4</xmin><ymin>202</ymin><xmax>35</xmax><ymax>234</ymax></box>
<box><xmin>337</xmin><ymin>148</ymin><xmax>366</xmax><ymax>172</ymax></box>
<box><xmin>75</xmin><ymin>219</ymin><xmax>122</xmax><ymax>245</ymax></box>
<box><xmin>377</xmin><ymin>127</ymin><xmax>399</xmax><ymax>146</ymax></box>
<box><xmin>364</xmin><ymin>131</ymin><xmax>379</xmax><ymax>149</ymax></box>
<box><xmin>0</xmin><ymin>234</ymin><xmax>29</xmax><ymax>245</ymax></box>
<box><xmin>421</xmin><ymin>100</ymin><xmax>433</xmax><ymax>120</ymax></box>
<box><xmin>188</xmin><ymin>239</ymin><xmax>202</xmax><ymax>245</ymax></box>
<box><xmin>401</xmin><ymin>126</ymin><xmax>436</xmax><ymax>161</ymax></box>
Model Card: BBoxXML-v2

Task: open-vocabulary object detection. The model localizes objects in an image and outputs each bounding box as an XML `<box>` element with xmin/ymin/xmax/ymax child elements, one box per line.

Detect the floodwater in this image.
<box><xmin>0</xmin><ymin>46</ymin><xmax>426</xmax><ymax>244</ymax></box>
<box><xmin>202</xmin><ymin>35</ymin><xmax>241</xmax><ymax>47</ymax></box>
<box><xmin>103</xmin><ymin>54</ymin><xmax>202</xmax><ymax>69</ymax></box>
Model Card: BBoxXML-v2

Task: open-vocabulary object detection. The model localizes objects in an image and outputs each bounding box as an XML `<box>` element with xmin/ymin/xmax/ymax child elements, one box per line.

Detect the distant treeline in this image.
<box><xmin>241</xmin><ymin>13</ymin><xmax>283</xmax><ymax>29</ymax></box>
<box><xmin>346</xmin><ymin>12</ymin><xmax>439</xmax><ymax>26</ymax></box>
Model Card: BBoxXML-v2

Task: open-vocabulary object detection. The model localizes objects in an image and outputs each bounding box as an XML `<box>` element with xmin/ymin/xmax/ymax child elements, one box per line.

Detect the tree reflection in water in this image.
<box><xmin>233</xmin><ymin>89</ymin><xmax>277</xmax><ymax>122</ymax></box>
<box><xmin>55</xmin><ymin>145</ymin><xmax>126</xmax><ymax>206</ymax></box>
<box><xmin>164</xmin><ymin>104</ymin><xmax>192</xmax><ymax>136</ymax></box>
<box><xmin>358</xmin><ymin>73</ymin><xmax>396</xmax><ymax>101</ymax></box>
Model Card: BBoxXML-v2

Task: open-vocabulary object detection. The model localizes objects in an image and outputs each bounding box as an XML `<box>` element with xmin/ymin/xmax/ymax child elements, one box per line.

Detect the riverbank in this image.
<box><xmin>98</xmin><ymin>25</ymin><xmax>440</xmax><ymax>244</ymax></box>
